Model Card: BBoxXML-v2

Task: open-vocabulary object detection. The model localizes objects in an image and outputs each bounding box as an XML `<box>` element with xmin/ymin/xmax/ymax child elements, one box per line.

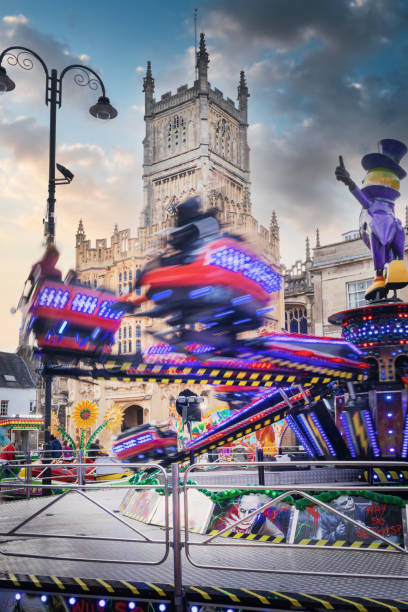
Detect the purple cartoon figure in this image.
<box><xmin>335</xmin><ymin>139</ymin><xmax>408</xmax><ymax>300</ymax></box>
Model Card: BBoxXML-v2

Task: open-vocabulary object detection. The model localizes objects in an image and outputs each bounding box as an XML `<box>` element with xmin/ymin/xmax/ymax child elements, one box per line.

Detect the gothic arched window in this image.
<box><xmin>167</xmin><ymin>115</ymin><xmax>186</xmax><ymax>152</ymax></box>
<box><xmin>215</xmin><ymin>118</ymin><xmax>231</xmax><ymax>159</ymax></box>
<box><xmin>285</xmin><ymin>306</ymin><xmax>308</xmax><ymax>334</ymax></box>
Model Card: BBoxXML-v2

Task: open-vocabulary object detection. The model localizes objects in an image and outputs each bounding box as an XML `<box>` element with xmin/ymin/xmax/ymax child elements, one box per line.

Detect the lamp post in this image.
<box><xmin>0</xmin><ymin>46</ymin><xmax>117</xmax><ymax>245</ymax></box>
<box><xmin>0</xmin><ymin>47</ymin><xmax>117</xmax><ymax>489</ymax></box>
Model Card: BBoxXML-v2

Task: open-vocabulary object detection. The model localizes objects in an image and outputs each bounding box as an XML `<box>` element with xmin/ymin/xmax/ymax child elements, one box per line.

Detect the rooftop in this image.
<box><xmin>0</xmin><ymin>352</ymin><xmax>35</xmax><ymax>389</ymax></box>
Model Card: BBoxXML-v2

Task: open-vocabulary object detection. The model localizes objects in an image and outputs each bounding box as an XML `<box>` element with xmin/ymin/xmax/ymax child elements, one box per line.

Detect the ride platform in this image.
<box><xmin>0</xmin><ymin>486</ymin><xmax>406</xmax><ymax>611</ymax></box>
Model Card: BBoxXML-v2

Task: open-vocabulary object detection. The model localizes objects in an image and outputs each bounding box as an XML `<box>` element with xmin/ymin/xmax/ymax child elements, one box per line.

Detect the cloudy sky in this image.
<box><xmin>1</xmin><ymin>0</ymin><xmax>408</xmax><ymax>351</ymax></box>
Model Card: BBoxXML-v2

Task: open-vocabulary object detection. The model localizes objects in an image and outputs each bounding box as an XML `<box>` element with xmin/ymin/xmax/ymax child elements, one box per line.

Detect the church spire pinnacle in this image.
<box><xmin>76</xmin><ymin>219</ymin><xmax>85</xmax><ymax>248</ymax></box>
<box><xmin>306</xmin><ymin>236</ymin><xmax>311</xmax><ymax>261</ymax></box>
<box><xmin>238</xmin><ymin>71</ymin><xmax>248</xmax><ymax>96</ymax></box>
<box><xmin>76</xmin><ymin>219</ymin><xmax>85</xmax><ymax>236</ymax></box>
<box><xmin>143</xmin><ymin>60</ymin><xmax>155</xmax><ymax>115</ymax></box>
<box><xmin>238</xmin><ymin>70</ymin><xmax>249</xmax><ymax>118</ymax></box>
<box><xmin>270</xmin><ymin>210</ymin><xmax>279</xmax><ymax>240</ymax></box>
<box><xmin>196</xmin><ymin>33</ymin><xmax>209</xmax><ymax>87</ymax></box>
<box><xmin>143</xmin><ymin>61</ymin><xmax>154</xmax><ymax>93</ymax></box>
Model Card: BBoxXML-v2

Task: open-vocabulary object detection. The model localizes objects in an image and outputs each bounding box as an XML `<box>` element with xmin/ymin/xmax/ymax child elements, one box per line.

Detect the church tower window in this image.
<box><xmin>215</xmin><ymin>118</ymin><xmax>231</xmax><ymax>159</ymax></box>
<box><xmin>167</xmin><ymin>115</ymin><xmax>186</xmax><ymax>151</ymax></box>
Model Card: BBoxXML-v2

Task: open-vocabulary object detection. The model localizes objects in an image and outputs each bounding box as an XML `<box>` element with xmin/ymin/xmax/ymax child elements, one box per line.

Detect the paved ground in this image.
<box><xmin>0</xmin><ymin>485</ymin><xmax>407</xmax><ymax>602</ymax></box>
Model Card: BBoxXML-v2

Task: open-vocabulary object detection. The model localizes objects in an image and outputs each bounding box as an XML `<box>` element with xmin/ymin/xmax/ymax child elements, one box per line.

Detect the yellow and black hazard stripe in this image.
<box><xmin>95</xmin><ymin>367</ymin><xmax>335</xmax><ymax>388</ymax></box>
<box><xmin>103</xmin><ymin>356</ymin><xmax>365</xmax><ymax>381</ymax></box>
<box><xmin>207</xmin><ymin>529</ymin><xmax>286</xmax><ymax>542</ymax></box>
<box><xmin>294</xmin><ymin>537</ymin><xmax>395</xmax><ymax>550</ymax></box>
<box><xmin>363</xmin><ymin>468</ymin><xmax>408</xmax><ymax>483</ymax></box>
<box><xmin>185</xmin><ymin>586</ymin><xmax>408</xmax><ymax>610</ymax></box>
<box><xmin>1</xmin><ymin>573</ymin><xmax>407</xmax><ymax>610</ymax></box>
<box><xmin>0</xmin><ymin>572</ymin><xmax>170</xmax><ymax>601</ymax></box>
<box><xmin>204</xmin><ymin>530</ymin><xmax>396</xmax><ymax>549</ymax></box>
<box><xmin>192</xmin><ymin>406</ymin><xmax>290</xmax><ymax>457</ymax></box>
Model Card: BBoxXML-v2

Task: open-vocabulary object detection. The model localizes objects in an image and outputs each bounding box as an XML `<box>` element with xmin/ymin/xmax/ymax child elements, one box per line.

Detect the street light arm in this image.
<box><xmin>59</xmin><ymin>63</ymin><xmax>106</xmax><ymax>98</ymax></box>
<box><xmin>0</xmin><ymin>45</ymin><xmax>49</xmax><ymax>79</ymax></box>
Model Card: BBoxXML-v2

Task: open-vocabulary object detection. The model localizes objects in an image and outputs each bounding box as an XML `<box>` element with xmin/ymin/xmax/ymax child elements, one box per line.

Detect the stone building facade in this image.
<box><xmin>62</xmin><ymin>34</ymin><xmax>283</xmax><ymax>448</ymax></box>
<box><xmin>284</xmin><ymin>219</ymin><xmax>408</xmax><ymax>338</ymax></box>
<box><xmin>283</xmin><ymin>235</ymin><xmax>316</xmax><ymax>335</ymax></box>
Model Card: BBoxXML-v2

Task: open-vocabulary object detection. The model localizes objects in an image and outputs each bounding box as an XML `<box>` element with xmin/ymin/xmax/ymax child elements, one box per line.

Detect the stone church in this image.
<box><xmin>63</xmin><ymin>34</ymin><xmax>283</xmax><ymax>448</ymax></box>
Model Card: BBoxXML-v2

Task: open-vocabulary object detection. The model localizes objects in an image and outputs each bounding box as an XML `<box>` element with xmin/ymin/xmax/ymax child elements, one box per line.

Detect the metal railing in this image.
<box><xmin>1</xmin><ymin>457</ymin><xmax>408</xmax><ymax>610</ymax></box>
<box><xmin>183</xmin><ymin>460</ymin><xmax>408</xmax><ymax>579</ymax></box>
<box><xmin>0</xmin><ymin>459</ymin><xmax>170</xmax><ymax>566</ymax></box>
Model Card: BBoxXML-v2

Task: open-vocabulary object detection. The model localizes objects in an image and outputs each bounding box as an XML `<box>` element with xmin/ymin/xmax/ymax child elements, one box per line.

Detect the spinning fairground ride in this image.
<box><xmin>14</xmin><ymin>191</ymin><xmax>408</xmax><ymax>492</ymax></box>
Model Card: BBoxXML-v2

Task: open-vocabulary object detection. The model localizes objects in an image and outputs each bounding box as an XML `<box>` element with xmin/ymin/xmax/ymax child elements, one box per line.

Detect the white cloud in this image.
<box><xmin>131</xmin><ymin>104</ymin><xmax>144</xmax><ymax>113</ymax></box>
<box><xmin>2</xmin><ymin>14</ymin><xmax>28</xmax><ymax>24</ymax></box>
<box><xmin>79</xmin><ymin>54</ymin><xmax>90</xmax><ymax>62</ymax></box>
<box><xmin>136</xmin><ymin>66</ymin><xmax>144</xmax><ymax>72</ymax></box>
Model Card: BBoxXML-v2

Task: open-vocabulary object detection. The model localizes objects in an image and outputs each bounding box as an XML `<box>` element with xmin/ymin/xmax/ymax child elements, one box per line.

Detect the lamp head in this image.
<box><xmin>56</xmin><ymin>163</ymin><xmax>74</xmax><ymax>182</ymax></box>
<box><xmin>0</xmin><ymin>66</ymin><xmax>15</xmax><ymax>93</ymax></box>
<box><xmin>89</xmin><ymin>96</ymin><xmax>117</xmax><ymax>120</ymax></box>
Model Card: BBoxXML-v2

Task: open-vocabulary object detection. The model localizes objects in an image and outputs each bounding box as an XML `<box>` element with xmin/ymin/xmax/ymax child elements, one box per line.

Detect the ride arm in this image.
<box><xmin>335</xmin><ymin>155</ymin><xmax>372</xmax><ymax>210</ymax></box>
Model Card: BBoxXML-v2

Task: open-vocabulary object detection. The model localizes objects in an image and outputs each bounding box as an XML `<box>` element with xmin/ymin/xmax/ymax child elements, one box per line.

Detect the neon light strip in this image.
<box><xmin>285</xmin><ymin>414</ymin><xmax>315</xmax><ymax>457</ymax></box>
<box><xmin>361</xmin><ymin>410</ymin><xmax>381</xmax><ymax>457</ymax></box>
<box><xmin>209</xmin><ymin>246</ymin><xmax>282</xmax><ymax>294</ymax></box>
<box><xmin>309</xmin><ymin>411</ymin><xmax>337</xmax><ymax>457</ymax></box>
<box><xmin>297</xmin><ymin>413</ymin><xmax>324</xmax><ymax>457</ymax></box>
<box><xmin>185</xmin><ymin>389</ymin><xmax>281</xmax><ymax>449</ymax></box>
<box><xmin>401</xmin><ymin>413</ymin><xmax>408</xmax><ymax>458</ymax></box>
<box><xmin>339</xmin><ymin>412</ymin><xmax>358</xmax><ymax>458</ymax></box>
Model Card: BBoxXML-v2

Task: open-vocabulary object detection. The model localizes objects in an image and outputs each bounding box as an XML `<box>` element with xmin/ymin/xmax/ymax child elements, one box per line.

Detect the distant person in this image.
<box><xmin>28</xmin><ymin>245</ymin><xmax>62</xmax><ymax>286</ymax></box>
<box><xmin>49</xmin><ymin>434</ymin><xmax>62</xmax><ymax>460</ymax></box>
<box><xmin>62</xmin><ymin>440</ymin><xmax>74</xmax><ymax>461</ymax></box>
<box><xmin>0</xmin><ymin>441</ymin><xmax>15</xmax><ymax>461</ymax></box>
<box><xmin>87</xmin><ymin>439</ymin><xmax>101</xmax><ymax>460</ymax></box>
<box><xmin>0</xmin><ymin>442</ymin><xmax>16</xmax><ymax>477</ymax></box>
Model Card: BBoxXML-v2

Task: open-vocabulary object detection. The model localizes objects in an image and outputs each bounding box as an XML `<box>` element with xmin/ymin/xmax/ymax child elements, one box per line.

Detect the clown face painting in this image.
<box><xmin>210</xmin><ymin>493</ymin><xmax>292</xmax><ymax>538</ymax></box>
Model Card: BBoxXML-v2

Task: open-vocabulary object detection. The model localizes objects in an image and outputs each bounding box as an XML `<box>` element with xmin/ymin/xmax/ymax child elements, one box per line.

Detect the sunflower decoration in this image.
<box><xmin>71</xmin><ymin>399</ymin><xmax>99</xmax><ymax>429</ymax></box>
<box><xmin>104</xmin><ymin>404</ymin><xmax>124</xmax><ymax>431</ymax></box>
<box><xmin>51</xmin><ymin>412</ymin><xmax>60</xmax><ymax>437</ymax></box>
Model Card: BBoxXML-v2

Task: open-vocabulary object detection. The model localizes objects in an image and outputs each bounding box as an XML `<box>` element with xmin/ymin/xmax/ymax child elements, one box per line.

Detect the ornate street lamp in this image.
<box><xmin>0</xmin><ymin>46</ymin><xmax>118</xmax><ymax>245</ymax></box>
<box><xmin>0</xmin><ymin>46</ymin><xmax>117</xmax><ymax>490</ymax></box>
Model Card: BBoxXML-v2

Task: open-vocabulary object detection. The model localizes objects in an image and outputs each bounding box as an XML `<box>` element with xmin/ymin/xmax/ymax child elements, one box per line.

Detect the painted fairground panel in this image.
<box><xmin>292</xmin><ymin>494</ymin><xmax>405</xmax><ymax>548</ymax></box>
<box><xmin>0</xmin><ymin>592</ymin><xmax>155</xmax><ymax>611</ymax></box>
<box><xmin>207</xmin><ymin>492</ymin><xmax>294</xmax><ymax>540</ymax></box>
<box><xmin>151</xmin><ymin>489</ymin><xmax>214</xmax><ymax>533</ymax></box>
<box><xmin>168</xmin><ymin>392</ymin><xmax>288</xmax><ymax>460</ymax></box>
<box><xmin>128</xmin><ymin>488</ymin><xmax>160</xmax><ymax>523</ymax></box>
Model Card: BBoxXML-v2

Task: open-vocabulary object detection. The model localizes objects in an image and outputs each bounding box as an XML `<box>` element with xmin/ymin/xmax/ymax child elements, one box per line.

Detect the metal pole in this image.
<box><xmin>46</xmin><ymin>69</ymin><xmax>57</xmax><ymax>244</ymax></box>
<box><xmin>25</xmin><ymin>450</ymin><xmax>31</xmax><ymax>499</ymax></box>
<box><xmin>42</xmin><ymin>374</ymin><xmax>52</xmax><ymax>495</ymax></box>
<box><xmin>171</xmin><ymin>462</ymin><xmax>183</xmax><ymax>612</ymax></box>
<box><xmin>78</xmin><ymin>448</ymin><xmax>84</xmax><ymax>487</ymax></box>
<box><xmin>256</xmin><ymin>448</ymin><xmax>265</xmax><ymax>486</ymax></box>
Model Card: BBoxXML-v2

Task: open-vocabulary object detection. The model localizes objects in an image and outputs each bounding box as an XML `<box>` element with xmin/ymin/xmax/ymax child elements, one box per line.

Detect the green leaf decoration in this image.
<box><xmin>57</xmin><ymin>427</ymin><xmax>77</xmax><ymax>459</ymax></box>
<box><xmin>79</xmin><ymin>429</ymin><xmax>86</xmax><ymax>451</ymax></box>
<box><xmin>85</xmin><ymin>420</ymin><xmax>110</xmax><ymax>453</ymax></box>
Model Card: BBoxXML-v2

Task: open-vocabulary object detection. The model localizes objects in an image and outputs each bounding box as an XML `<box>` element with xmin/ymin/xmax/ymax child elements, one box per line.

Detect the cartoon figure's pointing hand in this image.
<box><xmin>335</xmin><ymin>156</ymin><xmax>356</xmax><ymax>191</ymax></box>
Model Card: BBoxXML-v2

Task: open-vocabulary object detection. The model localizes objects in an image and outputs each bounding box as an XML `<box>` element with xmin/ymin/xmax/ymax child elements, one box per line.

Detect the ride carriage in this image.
<box><xmin>20</xmin><ymin>275</ymin><xmax>127</xmax><ymax>361</ymax></box>
<box><xmin>113</xmin><ymin>424</ymin><xmax>178</xmax><ymax>463</ymax></box>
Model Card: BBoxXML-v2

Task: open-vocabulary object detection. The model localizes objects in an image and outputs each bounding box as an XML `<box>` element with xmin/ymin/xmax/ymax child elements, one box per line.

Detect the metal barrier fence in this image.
<box><xmin>1</xmin><ymin>457</ymin><xmax>408</xmax><ymax>610</ymax></box>
<box><xmin>182</xmin><ymin>460</ymin><xmax>408</xmax><ymax>578</ymax></box>
<box><xmin>0</xmin><ymin>459</ymin><xmax>170</xmax><ymax>566</ymax></box>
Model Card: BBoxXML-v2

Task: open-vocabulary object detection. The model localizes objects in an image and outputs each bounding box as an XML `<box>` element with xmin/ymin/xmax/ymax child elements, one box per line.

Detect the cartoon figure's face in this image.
<box><xmin>333</xmin><ymin>495</ymin><xmax>355</xmax><ymax>513</ymax></box>
<box><xmin>236</xmin><ymin>494</ymin><xmax>264</xmax><ymax>531</ymax></box>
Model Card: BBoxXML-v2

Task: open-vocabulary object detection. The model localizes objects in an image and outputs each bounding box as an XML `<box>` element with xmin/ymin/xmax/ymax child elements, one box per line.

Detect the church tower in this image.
<box><xmin>140</xmin><ymin>33</ymin><xmax>259</xmax><ymax>244</ymax></box>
